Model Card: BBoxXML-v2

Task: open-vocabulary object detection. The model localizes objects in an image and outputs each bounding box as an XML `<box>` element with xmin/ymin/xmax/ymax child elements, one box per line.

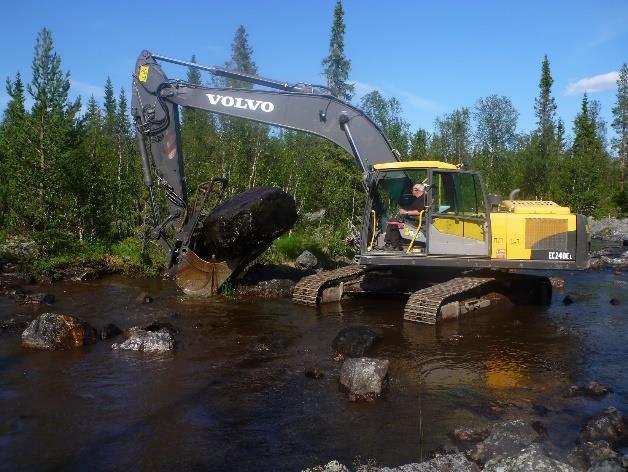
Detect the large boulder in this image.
<box><xmin>339</xmin><ymin>357</ymin><xmax>389</xmax><ymax>401</ymax></box>
<box><xmin>21</xmin><ymin>313</ymin><xmax>97</xmax><ymax>350</ymax></box>
<box><xmin>111</xmin><ymin>326</ymin><xmax>175</xmax><ymax>353</ymax></box>
<box><xmin>579</xmin><ymin>406</ymin><xmax>627</xmax><ymax>445</ymax></box>
<box><xmin>332</xmin><ymin>325</ymin><xmax>382</xmax><ymax>358</ymax></box>
<box><xmin>194</xmin><ymin>187</ymin><xmax>297</xmax><ymax>262</ymax></box>
<box><xmin>376</xmin><ymin>453</ymin><xmax>480</xmax><ymax>471</ymax></box>
<box><xmin>469</xmin><ymin>419</ymin><xmax>541</xmax><ymax>464</ymax></box>
<box><xmin>483</xmin><ymin>444</ymin><xmax>575</xmax><ymax>472</ymax></box>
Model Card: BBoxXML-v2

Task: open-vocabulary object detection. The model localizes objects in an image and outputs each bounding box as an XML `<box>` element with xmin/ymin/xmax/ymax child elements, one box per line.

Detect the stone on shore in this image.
<box><xmin>376</xmin><ymin>453</ymin><xmax>480</xmax><ymax>472</ymax></box>
<box><xmin>339</xmin><ymin>357</ymin><xmax>389</xmax><ymax>401</ymax></box>
<box><xmin>295</xmin><ymin>250</ymin><xmax>318</xmax><ymax>270</ymax></box>
<box><xmin>21</xmin><ymin>313</ymin><xmax>97</xmax><ymax>350</ymax></box>
<box><xmin>452</xmin><ymin>426</ymin><xmax>490</xmax><ymax>444</ymax></box>
<box><xmin>469</xmin><ymin>419</ymin><xmax>541</xmax><ymax>464</ymax></box>
<box><xmin>111</xmin><ymin>326</ymin><xmax>175</xmax><ymax>353</ymax></box>
<box><xmin>483</xmin><ymin>444</ymin><xmax>574</xmax><ymax>472</ymax></box>
<box><xmin>332</xmin><ymin>325</ymin><xmax>382</xmax><ymax>358</ymax></box>
<box><xmin>302</xmin><ymin>460</ymin><xmax>349</xmax><ymax>472</ymax></box>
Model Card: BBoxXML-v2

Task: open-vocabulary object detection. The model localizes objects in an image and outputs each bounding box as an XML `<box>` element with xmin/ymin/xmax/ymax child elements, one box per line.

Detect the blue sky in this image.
<box><xmin>1</xmin><ymin>0</ymin><xmax>626</xmax><ymax>143</ymax></box>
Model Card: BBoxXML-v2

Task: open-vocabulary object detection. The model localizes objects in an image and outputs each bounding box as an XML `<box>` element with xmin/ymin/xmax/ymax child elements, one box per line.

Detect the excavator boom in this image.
<box><xmin>131</xmin><ymin>50</ymin><xmax>398</xmax><ymax>294</ymax></box>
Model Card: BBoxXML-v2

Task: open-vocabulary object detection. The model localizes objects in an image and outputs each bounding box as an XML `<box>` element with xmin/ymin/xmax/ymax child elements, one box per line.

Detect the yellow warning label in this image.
<box><xmin>138</xmin><ymin>65</ymin><xmax>149</xmax><ymax>83</ymax></box>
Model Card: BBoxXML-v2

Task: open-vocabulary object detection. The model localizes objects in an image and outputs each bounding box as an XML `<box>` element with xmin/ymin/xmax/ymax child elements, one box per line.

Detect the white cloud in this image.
<box><xmin>564</xmin><ymin>71</ymin><xmax>619</xmax><ymax>96</ymax></box>
<box><xmin>70</xmin><ymin>79</ymin><xmax>105</xmax><ymax>99</ymax></box>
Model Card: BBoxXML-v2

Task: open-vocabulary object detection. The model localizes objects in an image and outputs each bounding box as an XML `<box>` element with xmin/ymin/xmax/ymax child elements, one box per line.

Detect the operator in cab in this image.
<box><xmin>384</xmin><ymin>183</ymin><xmax>427</xmax><ymax>249</ymax></box>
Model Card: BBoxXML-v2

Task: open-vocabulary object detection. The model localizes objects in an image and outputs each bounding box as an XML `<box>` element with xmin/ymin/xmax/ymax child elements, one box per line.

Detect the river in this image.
<box><xmin>0</xmin><ymin>267</ymin><xmax>626</xmax><ymax>470</ymax></box>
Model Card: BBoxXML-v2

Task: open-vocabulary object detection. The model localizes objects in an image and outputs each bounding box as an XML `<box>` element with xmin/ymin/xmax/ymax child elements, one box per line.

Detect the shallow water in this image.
<box><xmin>0</xmin><ymin>267</ymin><xmax>627</xmax><ymax>471</ymax></box>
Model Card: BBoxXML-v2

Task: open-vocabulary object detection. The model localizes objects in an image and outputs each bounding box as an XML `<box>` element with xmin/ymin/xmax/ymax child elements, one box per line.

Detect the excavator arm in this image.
<box><xmin>130</xmin><ymin>50</ymin><xmax>398</xmax><ymax>292</ymax></box>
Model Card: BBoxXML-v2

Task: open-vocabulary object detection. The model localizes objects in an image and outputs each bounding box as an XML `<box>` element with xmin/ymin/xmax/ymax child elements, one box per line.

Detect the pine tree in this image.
<box><xmin>612</xmin><ymin>63</ymin><xmax>627</xmax><ymax>211</ymax></box>
<box><xmin>321</xmin><ymin>0</ymin><xmax>354</xmax><ymax>101</ymax></box>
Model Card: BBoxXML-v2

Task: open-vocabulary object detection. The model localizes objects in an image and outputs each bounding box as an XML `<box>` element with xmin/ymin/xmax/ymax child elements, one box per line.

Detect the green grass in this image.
<box><xmin>260</xmin><ymin>224</ymin><xmax>355</xmax><ymax>267</ymax></box>
<box><xmin>1</xmin><ymin>233</ymin><xmax>165</xmax><ymax>280</ymax></box>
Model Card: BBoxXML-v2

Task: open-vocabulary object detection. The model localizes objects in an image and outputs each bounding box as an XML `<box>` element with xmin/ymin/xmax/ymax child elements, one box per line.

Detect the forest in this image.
<box><xmin>0</xmin><ymin>1</ymin><xmax>626</xmax><ymax>278</ymax></box>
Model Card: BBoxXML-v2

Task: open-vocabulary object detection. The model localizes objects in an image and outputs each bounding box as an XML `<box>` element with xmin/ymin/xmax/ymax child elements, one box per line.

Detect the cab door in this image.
<box><xmin>427</xmin><ymin>170</ymin><xmax>489</xmax><ymax>256</ymax></box>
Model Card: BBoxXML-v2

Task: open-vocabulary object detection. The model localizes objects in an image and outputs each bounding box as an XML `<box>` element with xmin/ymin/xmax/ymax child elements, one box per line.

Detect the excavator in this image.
<box><xmin>131</xmin><ymin>50</ymin><xmax>590</xmax><ymax>325</ymax></box>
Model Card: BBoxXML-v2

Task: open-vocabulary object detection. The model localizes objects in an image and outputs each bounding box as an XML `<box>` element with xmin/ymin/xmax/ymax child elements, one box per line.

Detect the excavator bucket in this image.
<box><xmin>174</xmin><ymin>247</ymin><xmax>240</xmax><ymax>296</ymax></box>
<box><xmin>172</xmin><ymin>186</ymin><xmax>298</xmax><ymax>296</ymax></box>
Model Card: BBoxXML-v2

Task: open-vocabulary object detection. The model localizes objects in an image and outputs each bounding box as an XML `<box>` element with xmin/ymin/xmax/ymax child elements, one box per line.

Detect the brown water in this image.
<box><xmin>0</xmin><ymin>268</ymin><xmax>627</xmax><ymax>471</ymax></box>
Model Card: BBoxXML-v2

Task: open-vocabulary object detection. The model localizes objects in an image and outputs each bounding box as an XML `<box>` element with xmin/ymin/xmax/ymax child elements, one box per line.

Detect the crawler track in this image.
<box><xmin>403</xmin><ymin>276</ymin><xmax>496</xmax><ymax>325</ymax></box>
<box><xmin>292</xmin><ymin>265</ymin><xmax>368</xmax><ymax>306</ymax></box>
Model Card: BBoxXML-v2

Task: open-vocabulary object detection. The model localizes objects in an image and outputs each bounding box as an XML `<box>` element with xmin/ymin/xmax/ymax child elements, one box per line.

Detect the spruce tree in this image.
<box><xmin>224</xmin><ymin>26</ymin><xmax>257</xmax><ymax>88</ymax></box>
<box><xmin>0</xmin><ymin>73</ymin><xmax>29</xmax><ymax>227</ymax></box>
<box><xmin>219</xmin><ymin>27</ymin><xmax>267</xmax><ymax>192</ymax></box>
<box><xmin>522</xmin><ymin>55</ymin><xmax>558</xmax><ymax>200</ymax></box>
<box><xmin>612</xmin><ymin>63</ymin><xmax>627</xmax><ymax>210</ymax></box>
<box><xmin>181</xmin><ymin>55</ymin><xmax>216</xmax><ymax>192</ymax></box>
<box><xmin>322</xmin><ymin>0</ymin><xmax>354</xmax><ymax>101</ymax></box>
<box><xmin>26</xmin><ymin>28</ymin><xmax>81</xmax><ymax>234</ymax></box>
<box><xmin>565</xmin><ymin>94</ymin><xmax>611</xmax><ymax>215</ymax></box>
<box><xmin>103</xmin><ymin>76</ymin><xmax>117</xmax><ymax>136</ymax></box>
<box><xmin>409</xmin><ymin>129</ymin><xmax>430</xmax><ymax>161</ymax></box>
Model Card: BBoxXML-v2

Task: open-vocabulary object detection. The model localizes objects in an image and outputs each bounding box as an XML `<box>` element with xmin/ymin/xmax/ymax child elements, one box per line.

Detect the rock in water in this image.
<box><xmin>339</xmin><ymin>357</ymin><xmax>389</xmax><ymax>401</ymax></box>
<box><xmin>579</xmin><ymin>406</ymin><xmax>628</xmax><ymax>445</ymax></box>
<box><xmin>22</xmin><ymin>313</ymin><xmax>97</xmax><ymax>350</ymax></box>
<box><xmin>111</xmin><ymin>327</ymin><xmax>175</xmax><ymax>353</ymax></box>
<box><xmin>332</xmin><ymin>325</ymin><xmax>382</xmax><ymax>357</ymax></box>
<box><xmin>194</xmin><ymin>187</ymin><xmax>297</xmax><ymax>262</ymax></box>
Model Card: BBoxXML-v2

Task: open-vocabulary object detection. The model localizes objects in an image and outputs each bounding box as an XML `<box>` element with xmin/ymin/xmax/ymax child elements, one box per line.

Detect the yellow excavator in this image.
<box><xmin>131</xmin><ymin>51</ymin><xmax>589</xmax><ymax>324</ymax></box>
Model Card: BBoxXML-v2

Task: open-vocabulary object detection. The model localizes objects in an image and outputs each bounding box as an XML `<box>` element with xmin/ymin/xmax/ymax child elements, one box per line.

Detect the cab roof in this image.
<box><xmin>373</xmin><ymin>160</ymin><xmax>459</xmax><ymax>171</ymax></box>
